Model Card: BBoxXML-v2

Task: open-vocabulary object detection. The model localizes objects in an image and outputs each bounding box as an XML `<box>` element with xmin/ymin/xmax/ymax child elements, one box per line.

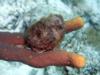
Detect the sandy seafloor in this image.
<box><xmin>0</xmin><ymin>0</ymin><xmax>100</xmax><ymax>75</ymax></box>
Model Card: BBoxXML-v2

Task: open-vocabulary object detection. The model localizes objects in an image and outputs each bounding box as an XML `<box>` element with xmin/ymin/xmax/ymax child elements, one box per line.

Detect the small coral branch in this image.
<box><xmin>0</xmin><ymin>43</ymin><xmax>85</xmax><ymax>68</ymax></box>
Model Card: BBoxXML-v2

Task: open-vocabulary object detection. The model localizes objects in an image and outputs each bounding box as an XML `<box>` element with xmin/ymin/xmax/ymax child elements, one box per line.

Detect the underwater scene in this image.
<box><xmin>0</xmin><ymin>0</ymin><xmax>100</xmax><ymax>75</ymax></box>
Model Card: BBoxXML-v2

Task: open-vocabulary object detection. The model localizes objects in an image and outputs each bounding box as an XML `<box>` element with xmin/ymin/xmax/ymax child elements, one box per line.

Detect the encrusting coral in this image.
<box><xmin>0</xmin><ymin>14</ymin><xmax>85</xmax><ymax>68</ymax></box>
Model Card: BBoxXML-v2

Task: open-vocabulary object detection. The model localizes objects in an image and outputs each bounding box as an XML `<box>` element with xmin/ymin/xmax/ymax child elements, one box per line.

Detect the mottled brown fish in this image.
<box><xmin>26</xmin><ymin>14</ymin><xmax>84</xmax><ymax>53</ymax></box>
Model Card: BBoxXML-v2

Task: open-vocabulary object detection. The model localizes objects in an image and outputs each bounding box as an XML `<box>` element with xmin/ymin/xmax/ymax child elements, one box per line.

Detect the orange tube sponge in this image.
<box><xmin>0</xmin><ymin>43</ymin><xmax>85</xmax><ymax>68</ymax></box>
<box><xmin>27</xmin><ymin>51</ymin><xmax>85</xmax><ymax>68</ymax></box>
<box><xmin>67</xmin><ymin>52</ymin><xmax>85</xmax><ymax>68</ymax></box>
<box><xmin>64</xmin><ymin>16</ymin><xmax>84</xmax><ymax>32</ymax></box>
<box><xmin>0</xmin><ymin>32</ymin><xmax>25</xmax><ymax>45</ymax></box>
